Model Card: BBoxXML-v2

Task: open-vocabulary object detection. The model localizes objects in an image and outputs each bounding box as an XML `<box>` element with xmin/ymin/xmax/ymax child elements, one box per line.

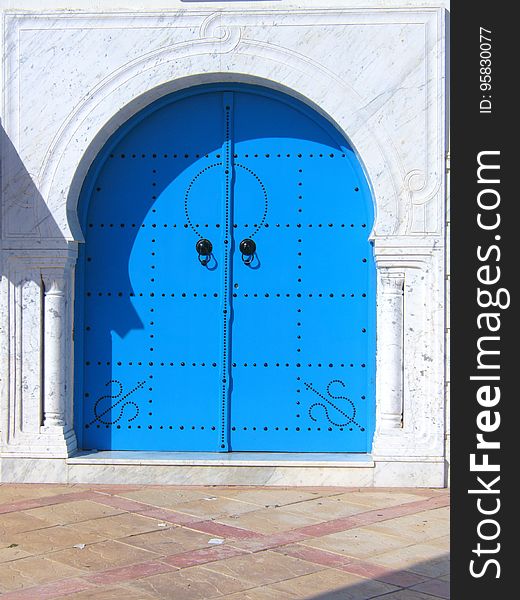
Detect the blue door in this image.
<box><xmin>76</xmin><ymin>84</ymin><xmax>375</xmax><ymax>452</ymax></box>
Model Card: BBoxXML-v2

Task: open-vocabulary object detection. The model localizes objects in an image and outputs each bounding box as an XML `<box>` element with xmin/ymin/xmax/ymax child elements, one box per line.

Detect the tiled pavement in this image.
<box><xmin>0</xmin><ymin>484</ymin><xmax>450</xmax><ymax>599</ymax></box>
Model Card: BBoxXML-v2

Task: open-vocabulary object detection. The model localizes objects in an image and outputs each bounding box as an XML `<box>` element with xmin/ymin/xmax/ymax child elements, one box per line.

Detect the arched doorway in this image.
<box><xmin>75</xmin><ymin>83</ymin><xmax>375</xmax><ymax>452</ymax></box>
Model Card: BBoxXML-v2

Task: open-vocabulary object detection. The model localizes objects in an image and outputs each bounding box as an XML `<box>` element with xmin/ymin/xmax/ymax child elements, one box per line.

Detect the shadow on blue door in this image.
<box><xmin>75</xmin><ymin>83</ymin><xmax>375</xmax><ymax>453</ymax></box>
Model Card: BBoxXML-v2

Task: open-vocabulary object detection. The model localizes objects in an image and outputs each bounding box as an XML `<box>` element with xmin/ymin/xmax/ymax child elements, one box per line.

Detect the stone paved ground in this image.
<box><xmin>0</xmin><ymin>484</ymin><xmax>450</xmax><ymax>599</ymax></box>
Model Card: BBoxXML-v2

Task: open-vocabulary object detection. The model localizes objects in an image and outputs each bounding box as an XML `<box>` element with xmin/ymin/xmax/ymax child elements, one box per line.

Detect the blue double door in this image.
<box><xmin>77</xmin><ymin>85</ymin><xmax>375</xmax><ymax>452</ymax></box>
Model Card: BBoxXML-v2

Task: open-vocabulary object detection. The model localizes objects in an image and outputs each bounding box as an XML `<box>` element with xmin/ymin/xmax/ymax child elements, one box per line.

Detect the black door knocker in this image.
<box><xmin>196</xmin><ymin>238</ymin><xmax>213</xmax><ymax>266</ymax></box>
<box><xmin>240</xmin><ymin>238</ymin><xmax>256</xmax><ymax>265</ymax></box>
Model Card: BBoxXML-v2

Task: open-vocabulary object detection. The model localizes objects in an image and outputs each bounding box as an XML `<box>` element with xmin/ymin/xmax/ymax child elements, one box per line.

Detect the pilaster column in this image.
<box><xmin>41</xmin><ymin>270</ymin><xmax>67</xmax><ymax>429</ymax></box>
<box><xmin>376</xmin><ymin>270</ymin><xmax>404</xmax><ymax>430</ymax></box>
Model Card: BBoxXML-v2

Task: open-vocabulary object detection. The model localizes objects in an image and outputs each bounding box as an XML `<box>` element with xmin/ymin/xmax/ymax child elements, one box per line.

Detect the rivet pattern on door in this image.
<box><xmin>76</xmin><ymin>84</ymin><xmax>375</xmax><ymax>452</ymax></box>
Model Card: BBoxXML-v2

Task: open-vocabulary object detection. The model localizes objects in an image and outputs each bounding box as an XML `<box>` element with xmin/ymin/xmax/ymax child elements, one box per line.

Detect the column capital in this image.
<box><xmin>41</xmin><ymin>270</ymin><xmax>67</xmax><ymax>296</ymax></box>
<box><xmin>379</xmin><ymin>270</ymin><xmax>405</xmax><ymax>294</ymax></box>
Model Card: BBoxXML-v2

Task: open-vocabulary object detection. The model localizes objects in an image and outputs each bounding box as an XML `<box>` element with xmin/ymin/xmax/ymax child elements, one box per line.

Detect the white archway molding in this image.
<box><xmin>38</xmin><ymin>40</ymin><xmax>405</xmax><ymax>242</ymax></box>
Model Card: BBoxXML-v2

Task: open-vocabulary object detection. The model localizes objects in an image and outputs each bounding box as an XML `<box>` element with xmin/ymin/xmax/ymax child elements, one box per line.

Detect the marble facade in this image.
<box><xmin>0</xmin><ymin>1</ymin><xmax>448</xmax><ymax>486</ymax></box>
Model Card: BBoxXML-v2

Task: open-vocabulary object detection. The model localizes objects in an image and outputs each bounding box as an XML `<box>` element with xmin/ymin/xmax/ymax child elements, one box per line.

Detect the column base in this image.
<box><xmin>2</xmin><ymin>428</ymin><xmax>78</xmax><ymax>459</ymax></box>
<box><xmin>379</xmin><ymin>415</ymin><xmax>403</xmax><ymax>429</ymax></box>
<box><xmin>371</xmin><ymin>429</ymin><xmax>404</xmax><ymax>456</ymax></box>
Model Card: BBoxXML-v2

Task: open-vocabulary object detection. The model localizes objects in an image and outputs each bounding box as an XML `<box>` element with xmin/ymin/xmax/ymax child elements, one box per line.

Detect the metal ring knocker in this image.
<box><xmin>240</xmin><ymin>238</ymin><xmax>256</xmax><ymax>265</ymax></box>
<box><xmin>196</xmin><ymin>238</ymin><xmax>213</xmax><ymax>266</ymax></box>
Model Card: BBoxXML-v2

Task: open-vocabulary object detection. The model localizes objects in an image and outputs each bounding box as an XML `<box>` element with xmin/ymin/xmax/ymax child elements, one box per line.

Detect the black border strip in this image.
<box><xmin>451</xmin><ymin>2</ymin><xmax>513</xmax><ymax>596</ymax></box>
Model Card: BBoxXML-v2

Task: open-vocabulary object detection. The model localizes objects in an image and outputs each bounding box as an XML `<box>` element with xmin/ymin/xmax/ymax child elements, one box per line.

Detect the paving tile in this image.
<box><xmin>121</xmin><ymin>524</ymin><xmax>216</xmax><ymax>556</ymax></box>
<box><xmin>330</xmin><ymin>491</ymin><xmax>428</xmax><ymax>509</ymax></box>
<box><xmin>301</xmin><ymin>527</ymin><xmax>413</xmax><ymax>559</ymax></box>
<box><xmin>294</xmin><ymin>516</ymin><xmax>360</xmax><ymax>538</ymax></box>
<box><xmin>119</xmin><ymin>487</ymin><xmax>212</xmax><ymax>507</ymax></box>
<box><xmin>273</xmin><ymin>543</ymin><xmax>351</xmax><ymax>568</ymax></box>
<box><xmin>7</xmin><ymin>524</ymin><xmax>105</xmax><ymax>555</ymax></box>
<box><xmin>89</xmin><ymin>496</ymin><xmax>153</xmax><ymax>513</ymax></box>
<box><xmin>213</xmin><ymin>488</ymin><xmax>322</xmax><ymax>507</ymax></box>
<box><xmin>361</xmin><ymin>513</ymin><xmax>449</xmax><ymax>542</ymax></box>
<box><xmin>188</xmin><ymin>520</ymin><xmax>259</xmax><ymax>539</ymax></box>
<box><xmin>84</xmin><ymin>560</ymin><xmax>175</xmax><ymax>585</ymax></box>
<box><xmin>370</xmin><ymin>544</ymin><xmax>450</xmax><ymax>578</ymax></box>
<box><xmin>47</xmin><ymin>539</ymin><xmax>161</xmax><ymax>572</ymax></box>
<box><xmin>0</xmin><ymin>511</ymin><xmax>51</xmax><ymax>535</ymax></box>
<box><xmin>215</xmin><ymin>506</ymin><xmax>323</xmax><ymax>534</ymax></box>
<box><xmin>0</xmin><ymin>577</ymin><xmax>94</xmax><ymax>600</ymax></box>
<box><xmin>399</xmin><ymin>488</ymin><xmax>443</xmax><ymax>497</ymax></box>
<box><xmin>275</xmin><ymin>544</ymin><xmax>429</xmax><ymax>588</ymax></box>
<box><xmin>64</xmin><ymin>584</ymin><xmax>157</xmax><ymax>600</ymax></box>
<box><xmin>408</xmin><ymin>556</ymin><xmax>450</xmax><ymax>579</ymax></box>
<box><xmin>200</xmin><ymin>549</ymin><xmax>325</xmax><ymax>587</ymax></box>
<box><xmin>410</xmin><ymin>577</ymin><xmax>451</xmax><ymax>599</ymax></box>
<box><xmin>84</xmin><ymin>485</ymin><xmax>145</xmax><ymax>494</ymax></box>
<box><xmin>421</xmin><ymin>506</ymin><xmax>451</xmax><ymax>521</ymax></box>
<box><xmin>339</xmin><ymin>496</ymin><xmax>450</xmax><ymax>531</ymax></box>
<box><xmin>165</xmin><ymin>496</ymin><xmax>262</xmax><ymax>520</ymax></box>
<box><xmin>0</xmin><ymin>491</ymin><xmax>101</xmax><ymax>515</ymax></box>
<box><xmin>269</xmin><ymin>567</ymin><xmax>398</xmax><ymax>599</ymax></box>
<box><xmin>229</xmin><ymin>529</ymin><xmax>309</xmax><ymax>553</ymax></box>
<box><xmin>130</xmin><ymin>564</ymin><xmax>253</xmax><ymax>599</ymax></box>
<box><xmin>371</xmin><ymin>591</ymin><xmax>444</xmax><ymax>600</ymax></box>
<box><xmin>0</xmin><ymin>485</ymin><xmax>90</xmax><ymax>505</ymax></box>
<box><xmin>426</xmin><ymin>535</ymin><xmax>450</xmax><ymax>550</ymax></box>
<box><xmin>71</xmin><ymin>512</ymin><xmax>165</xmax><ymax>540</ymax></box>
<box><xmin>283</xmin><ymin>496</ymin><xmax>373</xmax><ymax>521</ymax></box>
<box><xmin>352</xmin><ymin>502</ymin><xmax>443</xmax><ymax>525</ymax></box>
<box><xmin>219</xmin><ymin>586</ymin><xmax>297</xmax><ymax>599</ymax></box>
<box><xmin>0</xmin><ymin>555</ymin><xmax>85</xmax><ymax>593</ymax></box>
<box><xmin>163</xmin><ymin>545</ymin><xmax>248</xmax><ymax>568</ymax></box>
<box><xmin>289</xmin><ymin>487</ymin><xmax>361</xmax><ymax>497</ymax></box>
<box><xmin>337</xmin><ymin>561</ymin><xmax>430</xmax><ymax>588</ymax></box>
<box><xmin>23</xmin><ymin>500</ymin><xmax>124</xmax><ymax>527</ymax></box>
<box><xmin>135</xmin><ymin>507</ymin><xmax>201</xmax><ymax>525</ymax></box>
<box><xmin>0</xmin><ymin>546</ymin><xmax>32</xmax><ymax>564</ymax></box>
<box><xmin>415</xmin><ymin>495</ymin><xmax>451</xmax><ymax>511</ymax></box>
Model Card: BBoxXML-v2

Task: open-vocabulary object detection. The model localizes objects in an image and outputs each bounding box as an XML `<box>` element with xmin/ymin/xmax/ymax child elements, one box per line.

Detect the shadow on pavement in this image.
<box><xmin>271</xmin><ymin>553</ymin><xmax>450</xmax><ymax>599</ymax></box>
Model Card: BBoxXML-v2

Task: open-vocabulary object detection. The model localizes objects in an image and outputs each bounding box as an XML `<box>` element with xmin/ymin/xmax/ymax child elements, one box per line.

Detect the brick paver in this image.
<box><xmin>0</xmin><ymin>484</ymin><xmax>450</xmax><ymax>599</ymax></box>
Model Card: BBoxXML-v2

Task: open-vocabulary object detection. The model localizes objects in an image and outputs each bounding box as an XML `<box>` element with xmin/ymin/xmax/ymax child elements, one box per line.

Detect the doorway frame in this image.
<box><xmin>74</xmin><ymin>82</ymin><xmax>377</xmax><ymax>453</ymax></box>
<box><xmin>0</xmin><ymin>7</ymin><xmax>447</xmax><ymax>485</ymax></box>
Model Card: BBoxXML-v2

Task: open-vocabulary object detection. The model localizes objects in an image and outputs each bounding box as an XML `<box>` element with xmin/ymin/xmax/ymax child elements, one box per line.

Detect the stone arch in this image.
<box><xmin>38</xmin><ymin>47</ymin><xmax>404</xmax><ymax>242</ymax></box>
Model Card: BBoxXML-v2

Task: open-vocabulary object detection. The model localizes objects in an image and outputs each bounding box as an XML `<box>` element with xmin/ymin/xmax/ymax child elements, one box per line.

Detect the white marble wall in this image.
<box><xmin>0</xmin><ymin>1</ymin><xmax>448</xmax><ymax>485</ymax></box>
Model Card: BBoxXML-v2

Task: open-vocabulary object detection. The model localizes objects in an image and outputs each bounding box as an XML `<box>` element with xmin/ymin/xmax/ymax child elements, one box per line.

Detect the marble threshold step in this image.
<box><xmin>63</xmin><ymin>451</ymin><xmax>375</xmax><ymax>486</ymax></box>
<box><xmin>1</xmin><ymin>453</ymin><xmax>445</xmax><ymax>486</ymax></box>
